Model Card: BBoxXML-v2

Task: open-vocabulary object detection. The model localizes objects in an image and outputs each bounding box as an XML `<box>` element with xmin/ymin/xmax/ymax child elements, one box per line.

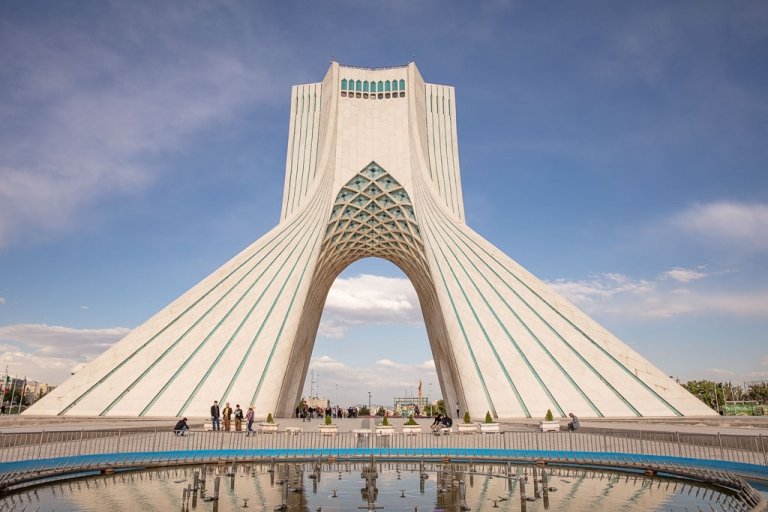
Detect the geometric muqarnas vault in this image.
<box><xmin>27</xmin><ymin>62</ymin><xmax>715</xmax><ymax>419</ymax></box>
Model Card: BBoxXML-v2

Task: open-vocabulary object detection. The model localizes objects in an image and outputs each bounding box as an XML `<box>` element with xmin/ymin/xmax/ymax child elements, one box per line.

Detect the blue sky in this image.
<box><xmin>1</xmin><ymin>1</ymin><xmax>767</xmax><ymax>407</ymax></box>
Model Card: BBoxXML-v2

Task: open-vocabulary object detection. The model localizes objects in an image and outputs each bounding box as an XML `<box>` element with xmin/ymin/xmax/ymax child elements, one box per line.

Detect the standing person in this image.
<box><xmin>234</xmin><ymin>404</ymin><xmax>244</xmax><ymax>431</ymax></box>
<box><xmin>222</xmin><ymin>402</ymin><xmax>233</xmax><ymax>431</ymax></box>
<box><xmin>456</xmin><ymin>402</ymin><xmax>460</xmax><ymax>419</ymax></box>
<box><xmin>245</xmin><ymin>406</ymin><xmax>255</xmax><ymax>436</ymax></box>
<box><xmin>210</xmin><ymin>400</ymin><xmax>221</xmax><ymax>431</ymax></box>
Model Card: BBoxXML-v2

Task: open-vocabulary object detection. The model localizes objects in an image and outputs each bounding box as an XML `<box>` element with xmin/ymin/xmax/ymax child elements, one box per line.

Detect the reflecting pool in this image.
<box><xmin>0</xmin><ymin>461</ymin><xmax>752</xmax><ymax>511</ymax></box>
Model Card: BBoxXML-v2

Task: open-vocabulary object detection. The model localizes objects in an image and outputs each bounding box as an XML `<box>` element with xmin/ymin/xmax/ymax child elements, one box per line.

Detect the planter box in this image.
<box><xmin>375</xmin><ymin>425</ymin><xmax>395</xmax><ymax>436</ymax></box>
<box><xmin>402</xmin><ymin>425</ymin><xmax>422</xmax><ymax>436</ymax></box>
<box><xmin>458</xmin><ymin>423</ymin><xmax>478</xmax><ymax>434</ymax></box>
<box><xmin>318</xmin><ymin>424</ymin><xmax>338</xmax><ymax>436</ymax></box>
<box><xmin>479</xmin><ymin>422</ymin><xmax>500</xmax><ymax>433</ymax></box>
<box><xmin>539</xmin><ymin>420</ymin><xmax>560</xmax><ymax>432</ymax></box>
<box><xmin>259</xmin><ymin>422</ymin><xmax>279</xmax><ymax>433</ymax></box>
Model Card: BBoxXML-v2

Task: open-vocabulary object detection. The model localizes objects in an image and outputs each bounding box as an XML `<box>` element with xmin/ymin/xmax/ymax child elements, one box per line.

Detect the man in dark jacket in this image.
<box><xmin>211</xmin><ymin>400</ymin><xmax>221</xmax><ymax>431</ymax></box>
<box><xmin>174</xmin><ymin>418</ymin><xmax>189</xmax><ymax>436</ymax></box>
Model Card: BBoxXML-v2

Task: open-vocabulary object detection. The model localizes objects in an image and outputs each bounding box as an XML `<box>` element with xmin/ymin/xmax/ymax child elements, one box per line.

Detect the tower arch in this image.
<box><xmin>27</xmin><ymin>62</ymin><xmax>715</xmax><ymax>419</ymax></box>
<box><xmin>275</xmin><ymin>162</ymin><xmax>467</xmax><ymax>417</ymax></box>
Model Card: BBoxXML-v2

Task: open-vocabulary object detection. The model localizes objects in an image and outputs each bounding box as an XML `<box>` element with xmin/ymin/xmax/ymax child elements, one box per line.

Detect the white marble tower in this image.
<box><xmin>27</xmin><ymin>62</ymin><xmax>714</xmax><ymax>419</ymax></box>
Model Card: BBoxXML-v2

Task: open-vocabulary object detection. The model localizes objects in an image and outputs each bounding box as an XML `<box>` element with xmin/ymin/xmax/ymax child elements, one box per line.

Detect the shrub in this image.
<box><xmin>381</xmin><ymin>416</ymin><xmax>390</xmax><ymax>427</ymax></box>
<box><xmin>325</xmin><ymin>415</ymin><xmax>332</xmax><ymax>426</ymax></box>
<box><xmin>266</xmin><ymin>413</ymin><xmax>274</xmax><ymax>424</ymax></box>
<box><xmin>463</xmin><ymin>411</ymin><xmax>471</xmax><ymax>424</ymax></box>
<box><xmin>484</xmin><ymin>411</ymin><xmax>493</xmax><ymax>424</ymax></box>
<box><xmin>405</xmin><ymin>416</ymin><xmax>418</xmax><ymax>426</ymax></box>
<box><xmin>545</xmin><ymin>409</ymin><xmax>554</xmax><ymax>422</ymax></box>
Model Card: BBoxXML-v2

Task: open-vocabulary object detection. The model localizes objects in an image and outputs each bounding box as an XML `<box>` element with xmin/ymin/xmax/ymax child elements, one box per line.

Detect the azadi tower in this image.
<box><xmin>28</xmin><ymin>62</ymin><xmax>714</xmax><ymax>419</ymax></box>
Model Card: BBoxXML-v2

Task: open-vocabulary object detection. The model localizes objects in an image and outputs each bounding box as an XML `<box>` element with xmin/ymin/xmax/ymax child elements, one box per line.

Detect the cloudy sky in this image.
<box><xmin>1</xmin><ymin>1</ymin><xmax>767</xmax><ymax>407</ymax></box>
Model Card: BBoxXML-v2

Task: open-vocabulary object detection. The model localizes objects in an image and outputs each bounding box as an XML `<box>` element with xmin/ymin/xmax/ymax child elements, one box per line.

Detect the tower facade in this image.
<box><xmin>28</xmin><ymin>62</ymin><xmax>714</xmax><ymax>418</ymax></box>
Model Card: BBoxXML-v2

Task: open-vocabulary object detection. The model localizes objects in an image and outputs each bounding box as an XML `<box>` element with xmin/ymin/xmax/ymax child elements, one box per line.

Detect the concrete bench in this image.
<box><xmin>285</xmin><ymin>426</ymin><xmax>302</xmax><ymax>435</ymax></box>
<box><xmin>353</xmin><ymin>429</ymin><xmax>372</xmax><ymax>437</ymax></box>
<box><xmin>539</xmin><ymin>422</ymin><xmax>560</xmax><ymax>433</ymax></box>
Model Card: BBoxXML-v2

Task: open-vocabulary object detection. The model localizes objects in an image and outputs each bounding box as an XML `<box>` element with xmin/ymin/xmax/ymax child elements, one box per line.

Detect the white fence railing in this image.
<box><xmin>1</xmin><ymin>429</ymin><xmax>766</xmax><ymax>467</ymax></box>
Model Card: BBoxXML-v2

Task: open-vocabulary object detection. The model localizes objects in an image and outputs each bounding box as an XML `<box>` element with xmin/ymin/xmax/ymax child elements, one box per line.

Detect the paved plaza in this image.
<box><xmin>3</xmin><ymin>414</ymin><xmax>767</xmax><ymax>436</ymax></box>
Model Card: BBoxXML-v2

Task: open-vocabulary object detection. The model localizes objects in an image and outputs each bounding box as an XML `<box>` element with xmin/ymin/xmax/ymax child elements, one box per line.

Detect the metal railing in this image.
<box><xmin>1</xmin><ymin>428</ymin><xmax>767</xmax><ymax>507</ymax></box>
<box><xmin>1</xmin><ymin>428</ymin><xmax>766</xmax><ymax>467</ymax></box>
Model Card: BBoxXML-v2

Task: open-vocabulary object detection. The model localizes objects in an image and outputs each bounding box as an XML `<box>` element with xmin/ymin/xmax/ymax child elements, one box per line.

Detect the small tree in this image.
<box><xmin>376</xmin><ymin>406</ymin><xmax>386</xmax><ymax>416</ymax></box>
<box><xmin>266</xmin><ymin>413</ymin><xmax>275</xmax><ymax>424</ymax></box>
<box><xmin>463</xmin><ymin>411</ymin><xmax>471</xmax><ymax>424</ymax></box>
<box><xmin>405</xmin><ymin>416</ymin><xmax>418</xmax><ymax>426</ymax></box>
<box><xmin>545</xmin><ymin>409</ymin><xmax>554</xmax><ymax>421</ymax></box>
<box><xmin>381</xmin><ymin>416</ymin><xmax>390</xmax><ymax>427</ymax></box>
<box><xmin>325</xmin><ymin>414</ymin><xmax>332</xmax><ymax>425</ymax></box>
<box><xmin>484</xmin><ymin>411</ymin><xmax>493</xmax><ymax>424</ymax></box>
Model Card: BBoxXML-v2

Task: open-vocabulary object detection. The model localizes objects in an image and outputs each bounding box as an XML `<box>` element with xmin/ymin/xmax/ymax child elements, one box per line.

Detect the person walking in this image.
<box><xmin>245</xmin><ymin>406</ymin><xmax>255</xmax><ymax>436</ymax></box>
<box><xmin>210</xmin><ymin>400</ymin><xmax>221</xmax><ymax>431</ymax></box>
<box><xmin>222</xmin><ymin>402</ymin><xmax>233</xmax><ymax>431</ymax></box>
<box><xmin>234</xmin><ymin>404</ymin><xmax>244</xmax><ymax>431</ymax></box>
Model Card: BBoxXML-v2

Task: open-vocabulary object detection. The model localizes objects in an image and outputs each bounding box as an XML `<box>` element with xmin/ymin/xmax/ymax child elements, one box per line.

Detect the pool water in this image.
<box><xmin>0</xmin><ymin>461</ymin><xmax>749</xmax><ymax>511</ymax></box>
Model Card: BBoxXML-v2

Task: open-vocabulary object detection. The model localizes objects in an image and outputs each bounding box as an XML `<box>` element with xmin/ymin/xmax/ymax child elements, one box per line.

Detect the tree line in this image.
<box><xmin>681</xmin><ymin>380</ymin><xmax>768</xmax><ymax>413</ymax></box>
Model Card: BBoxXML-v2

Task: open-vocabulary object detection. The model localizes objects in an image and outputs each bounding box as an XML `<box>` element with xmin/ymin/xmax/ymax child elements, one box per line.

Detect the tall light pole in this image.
<box><xmin>368</xmin><ymin>391</ymin><xmax>371</xmax><ymax>416</ymax></box>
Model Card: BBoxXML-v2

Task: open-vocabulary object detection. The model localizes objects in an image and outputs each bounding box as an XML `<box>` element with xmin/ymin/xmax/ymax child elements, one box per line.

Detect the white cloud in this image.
<box><xmin>304</xmin><ymin>355</ymin><xmax>438</xmax><ymax>406</ymax></box>
<box><xmin>706</xmin><ymin>368</ymin><xmax>735</xmax><ymax>377</ymax></box>
<box><xmin>547</xmin><ymin>273</ymin><xmax>654</xmax><ymax>307</ymax></box>
<box><xmin>547</xmin><ymin>267</ymin><xmax>768</xmax><ymax>319</ymax></box>
<box><xmin>0</xmin><ymin>323</ymin><xmax>129</xmax><ymax>384</ymax></box>
<box><xmin>0</xmin><ymin>6</ymin><xmax>287</xmax><ymax>248</ymax></box>
<box><xmin>318</xmin><ymin>274</ymin><xmax>423</xmax><ymax>338</ymax></box>
<box><xmin>662</xmin><ymin>267</ymin><xmax>708</xmax><ymax>283</ymax></box>
<box><xmin>668</xmin><ymin>201</ymin><xmax>768</xmax><ymax>252</ymax></box>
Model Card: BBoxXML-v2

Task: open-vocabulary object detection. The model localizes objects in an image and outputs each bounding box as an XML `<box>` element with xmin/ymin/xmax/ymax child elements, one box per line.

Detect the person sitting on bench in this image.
<box><xmin>430</xmin><ymin>413</ymin><xmax>443</xmax><ymax>432</ymax></box>
<box><xmin>174</xmin><ymin>417</ymin><xmax>189</xmax><ymax>436</ymax></box>
<box><xmin>567</xmin><ymin>412</ymin><xmax>579</xmax><ymax>431</ymax></box>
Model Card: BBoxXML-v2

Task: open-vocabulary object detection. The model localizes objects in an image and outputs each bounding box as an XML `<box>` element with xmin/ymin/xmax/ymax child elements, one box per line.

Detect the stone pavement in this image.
<box><xmin>3</xmin><ymin>414</ymin><xmax>767</xmax><ymax>436</ymax></box>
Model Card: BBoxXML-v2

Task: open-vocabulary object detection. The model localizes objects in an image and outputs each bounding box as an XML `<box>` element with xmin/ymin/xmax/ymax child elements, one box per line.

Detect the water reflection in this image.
<box><xmin>0</xmin><ymin>460</ymin><xmax>747</xmax><ymax>511</ymax></box>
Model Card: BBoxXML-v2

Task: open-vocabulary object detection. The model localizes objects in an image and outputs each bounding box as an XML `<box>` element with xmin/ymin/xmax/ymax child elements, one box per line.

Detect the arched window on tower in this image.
<box><xmin>392</xmin><ymin>80</ymin><xmax>399</xmax><ymax>92</ymax></box>
<box><xmin>355</xmin><ymin>80</ymin><xmax>362</xmax><ymax>92</ymax></box>
<box><xmin>341</xmin><ymin>79</ymin><xmax>347</xmax><ymax>91</ymax></box>
<box><xmin>363</xmin><ymin>81</ymin><xmax>369</xmax><ymax>92</ymax></box>
<box><xmin>385</xmin><ymin>80</ymin><xmax>391</xmax><ymax>92</ymax></box>
<box><xmin>378</xmin><ymin>80</ymin><xmax>383</xmax><ymax>92</ymax></box>
<box><xmin>399</xmin><ymin>79</ymin><xmax>405</xmax><ymax>90</ymax></box>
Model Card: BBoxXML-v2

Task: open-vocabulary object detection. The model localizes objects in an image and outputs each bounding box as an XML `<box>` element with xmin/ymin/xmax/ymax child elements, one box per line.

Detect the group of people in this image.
<box><xmin>297</xmin><ymin>404</ymin><xmax>360</xmax><ymax>420</ymax></box>
<box><xmin>430</xmin><ymin>412</ymin><xmax>453</xmax><ymax>432</ymax></box>
<box><xmin>210</xmin><ymin>400</ymin><xmax>256</xmax><ymax>435</ymax></box>
<box><xmin>172</xmin><ymin>405</ymin><xmax>581</xmax><ymax>436</ymax></box>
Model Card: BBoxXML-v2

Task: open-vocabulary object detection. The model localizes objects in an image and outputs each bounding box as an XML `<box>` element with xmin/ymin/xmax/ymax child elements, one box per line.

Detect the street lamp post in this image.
<box><xmin>368</xmin><ymin>391</ymin><xmax>371</xmax><ymax>416</ymax></box>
